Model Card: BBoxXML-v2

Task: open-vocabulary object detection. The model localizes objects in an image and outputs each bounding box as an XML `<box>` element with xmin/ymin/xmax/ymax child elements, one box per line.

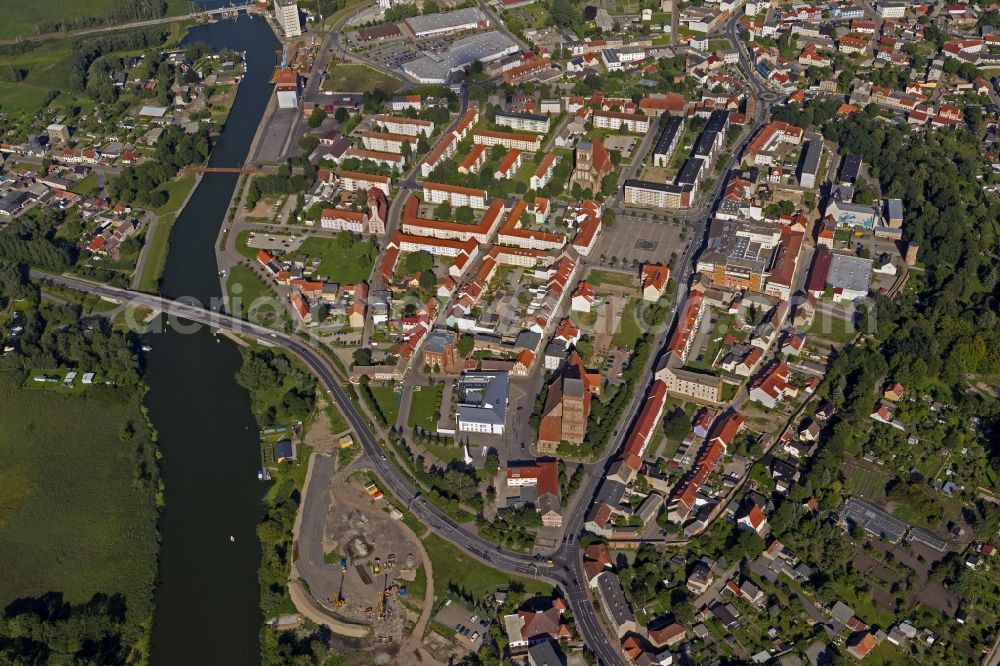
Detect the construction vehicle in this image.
<box><xmin>373</xmin><ymin>557</ymin><xmax>381</xmax><ymax>574</ymax></box>
<box><xmin>339</xmin><ymin>558</ymin><xmax>347</xmax><ymax>573</ymax></box>
<box><xmin>387</xmin><ymin>553</ymin><xmax>396</xmax><ymax>569</ymax></box>
<box><xmin>335</xmin><ymin>572</ymin><xmax>346</xmax><ymax>608</ymax></box>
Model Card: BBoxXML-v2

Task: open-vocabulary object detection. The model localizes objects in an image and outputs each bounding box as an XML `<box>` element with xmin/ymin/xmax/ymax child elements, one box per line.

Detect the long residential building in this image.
<box><xmin>402</xmin><ymin>196</ymin><xmax>505</xmax><ymax>243</ymax></box>
<box><xmin>497</xmin><ymin>199</ymin><xmax>565</xmax><ymax>250</ymax></box>
<box><xmin>666</xmin><ymin>289</ymin><xmax>705</xmax><ymax>363</ymax></box>
<box><xmin>344</xmin><ymin>147</ymin><xmax>404</xmax><ymax>171</ymax></box>
<box><xmin>423</xmin><ymin>182</ymin><xmax>488</xmax><ymax>209</ymax></box>
<box><xmin>339</xmin><ymin>170</ymin><xmax>391</xmax><ymax>195</ymax></box>
<box><xmin>473</xmin><ymin>128</ymin><xmax>542</xmax><ymax>152</ymax></box>
<box><xmin>593</xmin><ymin>110</ymin><xmax>651</xmax><ymax>133</ymax></box>
<box><xmin>373</xmin><ymin>114</ymin><xmax>434</xmax><ymax>137</ymax></box>
<box><xmin>361</xmin><ymin>130</ymin><xmax>419</xmax><ymax>154</ymax></box>
<box><xmin>624</xmin><ymin>179</ymin><xmax>693</xmax><ymax>209</ymax></box>
<box><xmin>496</xmin><ymin>111</ymin><xmax>551</xmax><ymax>133</ymax></box>
<box><xmin>652</xmin><ymin>116</ymin><xmax>684</xmax><ymax>167</ymax></box>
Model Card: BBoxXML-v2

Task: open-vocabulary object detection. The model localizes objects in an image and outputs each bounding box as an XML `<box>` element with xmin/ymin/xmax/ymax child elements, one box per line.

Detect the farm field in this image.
<box><xmin>842</xmin><ymin>461</ymin><xmax>889</xmax><ymax>503</ymax></box>
<box><xmin>0</xmin><ymin>0</ymin><xmax>189</xmax><ymax>41</ymax></box>
<box><xmin>0</xmin><ymin>371</ymin><xmax>158</xmax><ymax>626</ymax></box>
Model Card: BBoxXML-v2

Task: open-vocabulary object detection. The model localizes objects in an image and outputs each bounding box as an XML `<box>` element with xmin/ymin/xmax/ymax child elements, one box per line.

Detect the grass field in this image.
<box><xmin>368</xmin><ymin>384</ymin><xmax>400</xmax><ymax>426</ymax></box>
<box><xmin>150</xmin><ymin>174</ymin><xmax>197</xmax><ymax>218</ymax></box>
<box><xmin>234</xmin><ymin>230</ymin><xmax>260</xmax><ymax>260</ymax></box>
<box><xmin>137</xmin><ymin>213</ymin><xmax>176</xmax><ymax>293</ymax></box>
<box><xmin>0</xmin><ymin>81</ymin><xmax>57</xmax><ymax>119</ymax></box>
<box><xmin>408</xmin><ymin>383</ymin><xmax>443</xmax><ymax>432</ymax></box>
<box><xmin>0</xmin><ymin>371</ymin><xmax>157</xmax><ymax>625</ymax></box>
<box><xmin>323</xmin><ymin>63</ymin><xmax>403</xmax><ymax>94</ymax></box>
<box><xmin>0</xmin><ymin>0</ymin><xmax>189</xmax><ymax>41</ymax></box>
<box><xmin>808</xmin><ymin>310</ymin><xmax>857</xmax><ymax>344</ymax></box>
<box><xmin>296</xmin><ymin>237</ymin><xmax>375</xmax><ymax>285</ymax></box>
<box><xmin>226</xmin><ymin>265</ymin><xmax>276</xmax><ymax>319</ymax></box>
<box><xmin>588</xmin><ymin>268</ymin><xmax>636</xmax><ymax>288</ymax></box>
<box><xmin>71</xmin><ymin>172</ymin><xmax>100</xmax><ymax>196</ymax></box>
<box><xmin>421</xmin><ymin>532</ymin><xmax>549</xmax><ymax>602</ymax></box>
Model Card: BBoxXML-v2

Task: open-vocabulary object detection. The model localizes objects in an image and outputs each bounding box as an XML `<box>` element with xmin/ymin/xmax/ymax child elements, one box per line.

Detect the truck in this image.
<box><xmin>373</xmin><ymin>558</ymin><xmax>381</xmax><ymax>574</ymax></box>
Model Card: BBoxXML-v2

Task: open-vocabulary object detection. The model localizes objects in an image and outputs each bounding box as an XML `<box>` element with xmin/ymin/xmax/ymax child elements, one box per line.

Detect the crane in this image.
<box><xmin>335</xmin><ymin>572</ymin><xmax>346</xmax><ymax>608</ymax></box>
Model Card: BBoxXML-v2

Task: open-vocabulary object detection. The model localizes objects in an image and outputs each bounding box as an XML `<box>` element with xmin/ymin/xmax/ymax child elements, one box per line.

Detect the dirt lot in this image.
<box><xmin>324</xmin><ymin>476</ymin><xmax>430</xmax><ymax>643</ymax></box>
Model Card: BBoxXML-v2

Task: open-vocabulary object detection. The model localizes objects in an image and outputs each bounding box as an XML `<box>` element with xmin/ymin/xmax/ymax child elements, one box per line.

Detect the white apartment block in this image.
<box><xmin>530</xmin><ymin>152</ymin><xmax>558</xmax><ymax>190</ymax></box>
<box><xmin>320</xmin><ymin>209</ymin><xmax>367</xmax><ymax>233</ymax></box>
<box><xmin>421</xmin><ymin>133</ymin><xmax>456</xmax><ymax>178</ymax></box>
<box><xmin>472</xmin><ymin>129</ymin><xmax>542</xmax><ymax>152</ymax></box>
<box><xmin>593</xmin><ymin>110</ymin><xmax>650</xmax><ymax>133</ymax></box>
<box><xmin>624</xmin><ymin>180</ymin><xmax>691</xmax><ymax>209</ymax></box>
<box><xmin>423</xmin><ymin>182</ymin><xmax>488</xmax><ymax>209</ymax></box>
<box><xmin>373</xmin><ymin>114</ymin><xmax>434</xmax><ymax>137</ymax></box>
<box><xmin>495</xmin><ymin>111</ymin><xmax>551</xmax><ymax>134</ymax></box>
<box><xmin>338</xmin><ymin>171</ymin><xmax>391</xmax><ymax>195</ymax></box>
<box><xmin>361</xmin><ymin>131</ymin><xmax>418</xmax><ymax>154</ymax></box>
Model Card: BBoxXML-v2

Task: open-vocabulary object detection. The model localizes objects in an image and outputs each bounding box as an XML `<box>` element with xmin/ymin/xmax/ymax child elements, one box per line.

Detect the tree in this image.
<box><xmin>404</xmin><ymin>250</ymin><xmax>434</xmax><ymax>274</ymax></box>
<box><xmin>434</xmin><ymin>201</ymin><xmax>452</xmax><ymax>220</ymax></box>
<box><xmin>299</xmin><ymin>134</ymin><xmax>319</xmax><ymax>154</ymax></box>
<box><xmin>455</xmin><ymin>206</ymin><xmax>474</xmax><ymax>223</ymax></box>
<box><xmin>418</xmin><ymin>270</ymin><xmax>437</xmax><ymax>289</ymax></box>
<box><xmin>307</xmin><ymin>107</ymin><xmax>327</xmax><ymax>128</ymax></box>
<box><xmin>334</xmin><ymin>107</ymin><xmax>350</xmax><ymax>123</ymax></box>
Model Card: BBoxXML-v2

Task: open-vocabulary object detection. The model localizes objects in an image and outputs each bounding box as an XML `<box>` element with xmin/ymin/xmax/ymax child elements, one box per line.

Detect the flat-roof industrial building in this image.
<box><xmin>402</xmin><ymin>31</ymin><xmax>519</xmax><ymax>83</ymax></box>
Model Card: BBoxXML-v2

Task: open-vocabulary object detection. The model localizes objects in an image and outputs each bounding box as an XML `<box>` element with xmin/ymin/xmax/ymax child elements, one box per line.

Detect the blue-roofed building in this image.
<box><xmin>274</xmin><ymin>439</ymin><xmax>297</xmax><ymax>462</ymax></box>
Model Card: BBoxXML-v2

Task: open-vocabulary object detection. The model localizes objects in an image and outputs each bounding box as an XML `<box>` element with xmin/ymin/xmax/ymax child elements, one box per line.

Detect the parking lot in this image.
<box><xmin>432</xmin><ymin>600</ymin><xmax>487</xmax><ymax>653</ymax></box>
<box><xmin>595</xmin><ymin>213</ymin><xmax>689</xmax><ymax>265</ymax></box>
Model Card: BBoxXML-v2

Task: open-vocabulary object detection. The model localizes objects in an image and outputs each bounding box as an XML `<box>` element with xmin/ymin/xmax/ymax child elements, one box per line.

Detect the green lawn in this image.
<box><xmin>234</xmin><ymin>229</ymin><xmax>260</xmax><ymax>260</ymax></box>
<box><xmin>0</xmin><ymin>371</ymin><xmax>158</xmax><ymax>626</ymax></box>
<box><xmin>408</xmin><ymin>383</ymin><xmax>443</xmax><ymax>432</ymax></box>
<box><xmin>421</xmin><ymin>532</ymin><xmax>549</xmax><ymax>602</ymax></box>
<box><xmin>368</xmin><ymin>384</ymin><xmax>400</xmax><ymax>427</ymax></box>
<box><xmin>323</xmin><ymin>63</ymin><xmax>403</xmax><ymax>94</ymax></box>
<box><xmin>708</xmin><ymin>39</ymin><xmax>732</xmax><ymax>51</ymax></box>
<box><xmin>829</xmin><ymin>580</ymin><xmax>895</xmax><ymax>627</ymax></box>
<box><xmin>296</xmin><ymin>237</ymin><xmax>376</xmax><ymax>285</ymax></box>
<box><xmin>150</xmin><ymin>174</ymin><xmax>196</xmax><ymax>217</ymax></box>
<box><xmin>808</xmin><ymin>310</ymin><xmax>857</xmax><ymax>344</ymax></box>
<box><xmin>225</xmin><ymin>265</ymin><xmax>276</xmax><ymax>320</ymax></box>
<box><xmin>588</xmin><ymin>268</ymin><xmax>636</xmax><ymax>288</ymax></box>
<box><xmin>71</xmin><ymin>172</ymin><xmax>100</xmax><ymax>196</ymax></box>
<box><xmin>612</xmin><ymin>298</ymin><xmax>644</xmax><ymax>349</ymax></box>
<box><xmin>137</xmin><ymin>213</ymin><xmax>176</xmax><ymax>293</ymax></box>
<box><xmin>0</xmin><ymin>81</ymin><xmax>57</xmax><ymax>119</ymax></box>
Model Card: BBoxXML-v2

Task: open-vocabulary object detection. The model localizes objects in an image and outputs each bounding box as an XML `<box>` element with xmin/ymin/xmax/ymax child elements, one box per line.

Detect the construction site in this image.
<box><xmin>322</xmin><ymin>474</ymin><xmax>430</xmax><ymax>649</ymax></box>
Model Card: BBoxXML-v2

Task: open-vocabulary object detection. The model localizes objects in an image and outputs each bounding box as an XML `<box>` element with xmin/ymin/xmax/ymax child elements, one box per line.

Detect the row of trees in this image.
<box><xmin>33</xmin><ymin>0</ymin><xmax>167</xmax><ymax>35</ymax></box>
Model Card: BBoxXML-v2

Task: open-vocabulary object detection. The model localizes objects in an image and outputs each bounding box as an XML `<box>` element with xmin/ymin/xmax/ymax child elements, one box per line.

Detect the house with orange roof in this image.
<box><xmin>737</xmin><ymin>504</ymin><xmax>768</xmax><ymax>535</ymax></box>
<box><xmin>748</xmin><ymin>360</ymin><xmax>794</xmax><ymax>409</ymax></box>
<box><xmin>571</xmin><ymin>281</ymin><xmax>596</xmax><ymax>312</ymax></box>
<box><xmin>640</xmin><ymin>263</ymin><xmax>670</xmax><ymax>302</ymax></box>
<box><xmin>847</xmin><ymin>631</ymin><xmax>877</xmax><ymax>659</ymax></box>
<box><xmin>530</xmin><ymin>152</ymin><xmax>558</xmax><ymax>190</ymax></box>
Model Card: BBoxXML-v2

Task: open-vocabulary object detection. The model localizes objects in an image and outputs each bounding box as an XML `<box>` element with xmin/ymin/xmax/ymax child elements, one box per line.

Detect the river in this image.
<box><xmin>144</xmin><ymin>12</ymin><xmax>278</xmax><ymax>665</ymax></box>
